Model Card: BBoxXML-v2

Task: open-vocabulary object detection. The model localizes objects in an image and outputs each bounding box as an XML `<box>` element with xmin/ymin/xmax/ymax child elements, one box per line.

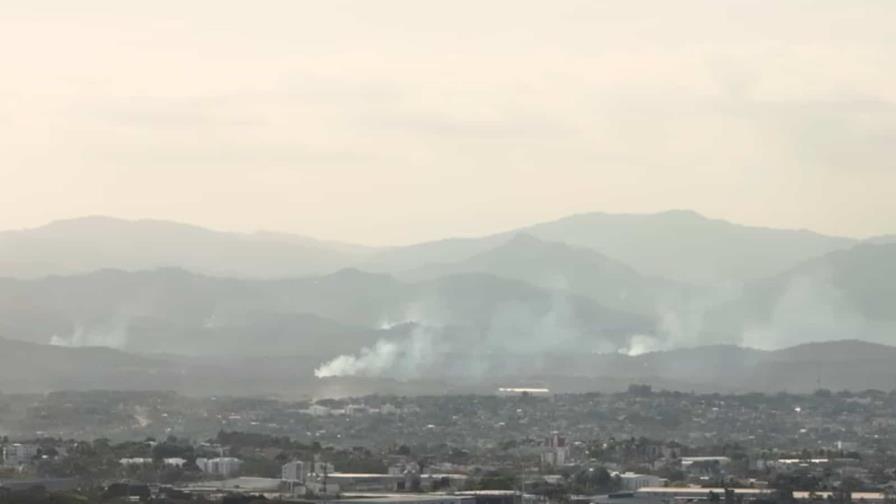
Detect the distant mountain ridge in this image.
<box><xmin>0</xmin><ymin>211</ymin><xmax>861</xmax><ymax>285</ymax></box>
<box><xmin>519</xmin><ymin>210</ymin><xmax>856</xmax><ymax>284</ymax></box>
<box><xmin>365</xmin><ymin>210</ymin><xmax>857</xmax><ymax>284</ymax></box>
<box><xmin>401</xmin><ymin>233</ymin><xmax>688</xmax><ymax>315</ymax></box>
<box><xmin>0</xmin><ymin>216</ymin><xmax>371</xmax><ymax>279</ymax></box>
<box><xmin>0</xmin><ymin>212</ymin><xmax>891</xmax><ymax>383</ymax></box>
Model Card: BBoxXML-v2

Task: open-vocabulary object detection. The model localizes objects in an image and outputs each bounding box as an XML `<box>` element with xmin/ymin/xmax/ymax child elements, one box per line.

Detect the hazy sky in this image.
<box><xmin>2</xmin><ymin>1</ymin><xmax>894</xmax><ymax>245</ymax></box>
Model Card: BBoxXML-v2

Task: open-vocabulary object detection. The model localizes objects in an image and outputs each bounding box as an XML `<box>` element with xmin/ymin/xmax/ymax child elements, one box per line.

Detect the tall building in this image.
<box><xmin>282</xmin><ymin>460</ymin><xmax>306</xmax><ymax>483</ymax></box>
<box><xmin>541</xmin><ymin>432</ymin><xmax>569</xmax><ymax>467</ymax></box>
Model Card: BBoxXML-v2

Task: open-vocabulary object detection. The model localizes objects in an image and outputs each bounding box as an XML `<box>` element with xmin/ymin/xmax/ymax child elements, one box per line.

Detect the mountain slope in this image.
<box><xmin>360</xmin><ymin>235</ymin><xmax>507</xmax><ymax>274</ymax></box>
<box><xmin>0</xmin><ymin>216</ymin><xmax>370</xmax><ymax>278</ymax></box>
<box><xmin>411</xmin><ymin>272</ymin><xmax>652</xmax><ymax>340</ymax></box>
<box><xmin>0</xmin><ymin>268</ymin><xmax>651</xmax><ymax>357</ymax></box>
<box><xmin>0</xmin><ymin>268</ymin><xmax>402</xmax><ymax>356</ymax></box>
<box><xmin>0</xmin><ymin>337</ymin><xmax>175</xmax><ymax>393</ymax></box>
<box><xmin>703</xmin><ymin>242</ymin><xmax>896</xmax><ymax>347</ymax></box>
<box><xmin>865</xmin><ymin>234</ymin><xmax>896</xmax><ymax>245</ymax></box>
<box><xmin>3</xmin><ymin>338</ymin><xmax>895</xmax><ymax>395</ymax></box>
<box><xmin>402</xmin><ymin>234</ymin><xmax>687</xmax><ymax>315</ymax></box>
<box><xmin>580</xmin><ymin>340</ymin><xmax>896</xmax><ymax>393</ymax></box>
<box><xmin>365</xmin><ymin>210</ymin><xmax>856</xmax><ymax>285</ymax></box>
<box><xmin>521</xmin><ymin>210</ymin><xmax>855</xmax><ymax>284</ymax></box>
<box><xmin>0</xmin><ymin>211</ymin><xmax>859</xmax><ymax>285</ymax></box>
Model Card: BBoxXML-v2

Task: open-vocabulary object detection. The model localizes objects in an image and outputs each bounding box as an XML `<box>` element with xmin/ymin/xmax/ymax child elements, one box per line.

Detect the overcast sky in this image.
<box><xmin>1</xmin><ymin>1</ymin><xmax>894</xmax><ymax>245</ymax></box>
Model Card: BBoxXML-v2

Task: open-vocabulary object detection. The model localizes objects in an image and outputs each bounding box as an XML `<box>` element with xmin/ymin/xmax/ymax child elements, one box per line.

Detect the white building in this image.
<box><xmin>312</xmin><ymin>461</ymin><xmax>336</xmax><ymax>475</ymax></box>
<box><xmin>283</xmin><ymin>460</ymin><xmax>306</xmax><ymax>483</ymax></box>
<box><xmin>331</xmin><ymin>495</ymin><xmax>475</xmax><ymax>504</ymax></box>
<box><xmin>196</xmin><ymin>457</ymin><xmax>242</xmax><ymax>477</ymax></box>
<box><xmin>497</xmin><ymin>387</ymin><xmax>551</xmax><ymax>397</ymax></box>
<box><xmin>636</xmin><ymin>487</ymin><xmax>886</xmax><ymax>503</ymax></box>
<box><xmin>346</xmin><ymin>404</ymin><xmax>370</xmax><ymax>416</ymax></box>
<box><xmin>305</xmin><ymin>479</ymin><xmax>340</xmax><ymax>497</ymax></box>
<box><xmin>2</xmin><ymin>443</ymin><xmax>40</xmax><ymax>466</ymax></box>
<box><xmin>616</xmin><ymin>472</ymin><xmax>668</xmax><ymax>490</ymax></box>
<box><xmin>119</xmin><ymin>457</ymin><xmax>186</xmax><ymax>467</ymax></box>
<box><xmin>306</xmin><ymin>404</ymin><xmax>331</xmax><ymax>417</ymax></box>
<box><xmin>164</xmin><ymin>457</ymin><xmax>188</xmax><ymax>468</ymax></box>
<box><xmin>388</xmin><ymin>461</ymin><xmax>420</xmax><ymax>475</ymax></box>
<box><xmin>541</xmin><ymin>432</ymin><xmax>569</xmax><ymax>467</ymax></box>
<box><xmin>680</xmin><ymin>456</ymin><xmax>730</xmax><ymax>467</ymax></box>
<box><xmin>119</xmin><ymin>457</ymin><xmax>153</xmax><ymax>466</ymax></box>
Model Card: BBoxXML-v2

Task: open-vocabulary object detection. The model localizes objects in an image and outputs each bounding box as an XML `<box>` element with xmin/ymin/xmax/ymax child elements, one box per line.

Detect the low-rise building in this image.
<box><xmin>616</xmin><ymin>472</ymin><xmax>668</xmax><ymax>490</ymax></box>
<box><xmin>163</xmin><ymin>457</ymin><xmax>187</xmax><ymax>468</ymax></box>
<box><xmin>332</xmin><ymin>494</ymin><xmax>475</xmax><ymax>504</ymax></box>
<box><xmin>313</xmin><ymin>461</ymin><xmax>336</xmax><ymax>475</ymax></box>
<box><xmin>196</xmin><ymin>457</ymin><xmax>242</xmax><ymax>477</ymax></box>
<box><xmin>119</xmin><ymin>457</ymin><xmax>153</xmax><ymax>466</ymax></box>
<box><xmin>636</xmin><ymin>487</ymin><xmax>887</xmax><ymax>503</ymax></box>
<box><xmin>2</xmin><ymin>443</ymin><xmax>39</xmax><ymax>467</ymax></box>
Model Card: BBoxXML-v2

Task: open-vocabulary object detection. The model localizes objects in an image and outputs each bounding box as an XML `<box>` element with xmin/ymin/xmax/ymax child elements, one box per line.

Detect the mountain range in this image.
<box><xmin>0</xmin><ymin>211</ymin><xmax>892</xmax><ymax>394</ymax></box>
<box><xmin>0</xmin><ymin>216</ymin><xmax>367</xmax><ymax>279</ymax></box>
<box><xmin>0</xmin><ymin>211</ymin><xmax>861</xmax><ymax>284</ymax></box>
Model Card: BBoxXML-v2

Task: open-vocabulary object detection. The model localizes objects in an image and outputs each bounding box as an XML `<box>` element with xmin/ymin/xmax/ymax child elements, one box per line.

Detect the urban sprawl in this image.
<box><xmin>2</xmin><ymin>387</ymin><xmax>896</xmax><ymax>503</ymax></box>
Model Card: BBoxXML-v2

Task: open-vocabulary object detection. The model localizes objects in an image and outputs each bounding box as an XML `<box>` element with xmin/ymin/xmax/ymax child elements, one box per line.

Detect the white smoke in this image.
<box><xmin>740</xmin><ymin>270</ymin><xmax>874</xmax><ymax>350</ymax></box>
<box><xmin>49</xmin><ymin>321</ymin><xmax>130</xmax><ymax>348</ymax></box>
<box><xmin>314</xmin><ymin>259</ymin><xmax>892</xmax><ymax>379</ymax></box>
<box><xmin>314</xmin><ymin>325</ymin><xmax>441</xmax><ymax>379</ymax></box>
<box><xmin>619</xmin><ymin>334</ymin><xmax>663</xmax><ymax>356</ymax></box>
<box><xmin>314</xmin><ymin>289</ymin><xmax>619</xmax><ymax>380</ymax></box>
<box><xmin>613</xmin><ymin>283</ymin><xmax>742</xmax><ymax>356</ymax></box>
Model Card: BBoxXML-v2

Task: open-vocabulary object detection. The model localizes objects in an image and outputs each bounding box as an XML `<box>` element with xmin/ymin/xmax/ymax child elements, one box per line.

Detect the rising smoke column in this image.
<box><xmin>314</xmin><ymin>324</ymin><xmax>440</xmax><ymax>379</ymax></box>
<box><xmin>313</xmin><ymin>289</ymin><xmax>625</xmax><ymax>380</ymax></box>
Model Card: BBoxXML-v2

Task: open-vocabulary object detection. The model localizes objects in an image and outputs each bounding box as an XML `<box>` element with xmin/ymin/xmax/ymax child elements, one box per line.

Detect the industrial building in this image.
<box><xmin>195</xmin><ymin>456</ymin><xmax>242</xmax><ymax>477</ymax></box>
<box><xmin>635</xmin><ymin>487</ymin><xmax>887</xmax><ymax>503</ymax></box>
<box><xmin>615</xmin><ymin>472</ymin><xmax>668</xmax><ymax>491</ymax></box>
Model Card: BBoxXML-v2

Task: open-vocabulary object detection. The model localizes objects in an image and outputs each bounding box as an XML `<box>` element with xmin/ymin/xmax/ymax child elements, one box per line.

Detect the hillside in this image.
<box><xmin>364</xmin><ymin>210</ymin><xmax>855</xmax><ymax>285</ymax></box>
<box><xmin>3</xmin><ymin>338</ymin><xmax>895</xmax><ymax>395</ymax></box>
<box><xmin>0</xmin><ymin>212</ymin><xmax>858</xmax><ymax>286</ymax></box>
<box><xmin>0</xmin><ymin>268</ymin><xmax>651</xmax><ymax>358</ymax></box>
<box><xmin>703</xmin><ymin>243</ymin><xmax>896</xmax><ymax>348</ymax></box>
<box><xmin>401</xmin><ymin>233</ymin><xmax>687</xmax><ymax>315</ymax></box>
<box><xmin>0</xmin><ymin>337</ymin><xmax>175</xmax><ymax>393</ymax></box>
<box><xmin>505</xmin><ymin>340</ymin><xmax>896</xmax><ymax>393</ymax></box>
<box><xmin>0</xmin><ymin>213</ymin><xmax>889</xmax><ymax>378</ymax></box>
<box><xmin>0</xmin><ymin>216</ymin><xmax>369</xmax><ymax>278</ymax></box>
<box><xmin>521</xmin><ymin>210</ymin><xmax>855</xmax><ymax>285</ymax></box>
